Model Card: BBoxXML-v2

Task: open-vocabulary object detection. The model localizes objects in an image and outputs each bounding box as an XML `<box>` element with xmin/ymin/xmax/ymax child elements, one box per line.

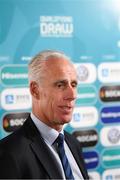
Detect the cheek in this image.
<box><xmin>40</xmin><ymin>92</ymin><xmax>50</xmax><ymax>109</ymax></box>
<box><xmin>44</xmin><ymin>94</ymin><xmax>55</xmax><ymax>109</ymax></box>
<box><xmin>42</xmin><ymin>91</ymin><xmax>62</xmax><ymax>110</ymax></box>
<box><xmin>49</xmin><ymin>98</ymin><xmax>60</xmax><ymax>115</ymax></box>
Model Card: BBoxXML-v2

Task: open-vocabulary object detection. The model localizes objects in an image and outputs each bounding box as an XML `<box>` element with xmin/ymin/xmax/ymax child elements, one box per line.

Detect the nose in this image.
<box><xmin>63</xmin><ymin>85</ymin><xmax>77</xmax><ymax>101</ymax></box>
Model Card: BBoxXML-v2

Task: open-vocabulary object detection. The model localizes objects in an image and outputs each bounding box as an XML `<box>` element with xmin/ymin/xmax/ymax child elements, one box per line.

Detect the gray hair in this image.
<box><xmin>28</xmin><ymin>50</ymin><xmax>71</xmax><ymax>84</ymax></box>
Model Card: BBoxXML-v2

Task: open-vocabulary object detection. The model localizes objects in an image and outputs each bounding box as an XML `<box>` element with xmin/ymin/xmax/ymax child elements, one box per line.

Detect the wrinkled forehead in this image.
<box><xmin>45</xmin><ymin>58</ymin><xmax>76</xmax><ymax>74</ymax></box>
<box><xmin>44</xmin><ymin>57</ymin><xmax>77</xmax><ymax>78</ymax></box>
<box><xmin>45</xmin><ymin>57</ymin><xmax>75</xmax><ymax>71</ymax></box>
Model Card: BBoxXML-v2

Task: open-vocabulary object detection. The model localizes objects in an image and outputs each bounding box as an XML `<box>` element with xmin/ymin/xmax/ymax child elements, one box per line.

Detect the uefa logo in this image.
<box><xmin>76</xmin><ymin>65</ymin><xmax>89</xmax><ymax>81</ymax></box>
<box><xmin>107</xmin><ymin>128</ymin><xmax>120</xmax><ymax>144</ymax></box>
<box><xmin>100</xmin><ymin>126</ymin><xmax>120</xmax><ymax>147</ymax></box>
<box><xmin>74</xmin><ymin>63</ymin><xmax>97</xmax><ymax>84</ymax></box>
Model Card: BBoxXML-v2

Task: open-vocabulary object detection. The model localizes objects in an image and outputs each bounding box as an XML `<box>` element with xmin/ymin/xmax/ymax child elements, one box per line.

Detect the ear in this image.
<box><xmin>30</xmin><ymin>81</ymin><xmax>40</xmax><ymax>99</ymax></box>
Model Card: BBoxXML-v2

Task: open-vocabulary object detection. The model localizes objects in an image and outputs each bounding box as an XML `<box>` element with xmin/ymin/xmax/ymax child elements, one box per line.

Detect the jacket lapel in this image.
<box><xmin>23</xmin><ymin>117</ymin><xmax>63</xmax><ymax>179</ymax></box>
<box><xmin>64</xmin><ymin>131</ymin><xmax>89</xmax><ymax>179</ymax></box>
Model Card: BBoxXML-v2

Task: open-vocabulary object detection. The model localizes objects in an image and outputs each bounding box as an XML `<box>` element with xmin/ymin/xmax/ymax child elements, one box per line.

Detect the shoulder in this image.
<box><xmin>0</xmin><ymin>126</ymin><xmax>27</xmax><ymax>152</ymax></box>
<box><xmin>0</xmin><ymin>115</ymin><xmax>34</xmax><ymax>153</ymax></box>
<box><xmin>0</xmin><ymin>115</ymin><xmax>41</xmax><ymax>156</ymax></box>
<box><xmin>0</xmin><ymin>115</ymin><xmax>37</xmax><ymax>151</ymax></box>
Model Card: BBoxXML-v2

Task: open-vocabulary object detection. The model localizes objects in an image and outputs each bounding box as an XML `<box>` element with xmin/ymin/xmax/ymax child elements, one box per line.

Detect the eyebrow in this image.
<box><xmin>53</xmin><ymin>79</ymin><xmax>78</xmax><ymax>86</ymax></box>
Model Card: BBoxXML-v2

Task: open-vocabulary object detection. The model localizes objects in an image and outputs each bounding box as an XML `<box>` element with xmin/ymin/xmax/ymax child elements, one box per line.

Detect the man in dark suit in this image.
<box><xmin>0</xmin><ymin>50</ymin><xmax>89</xmax><ymax>179</ymax></box>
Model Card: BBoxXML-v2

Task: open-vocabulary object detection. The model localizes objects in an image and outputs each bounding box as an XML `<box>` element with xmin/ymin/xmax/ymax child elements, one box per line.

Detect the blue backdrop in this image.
<box><xmin>0</xmin><ymin>0</ymin><xmax>120</xmax><ymax>179</ymax></box>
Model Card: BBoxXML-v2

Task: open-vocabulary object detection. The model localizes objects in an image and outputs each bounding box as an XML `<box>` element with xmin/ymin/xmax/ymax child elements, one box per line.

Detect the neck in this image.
<box><xmin>32</xmin><ymin>110</ymin><xmax>64</xmax><ymax>132</ymax></box>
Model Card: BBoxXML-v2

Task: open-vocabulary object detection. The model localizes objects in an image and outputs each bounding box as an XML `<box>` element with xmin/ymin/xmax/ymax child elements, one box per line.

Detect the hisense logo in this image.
<box><xmin>2</xmin><ymin>73</ymin><xmax>28</xmax><ymax>79</ymax></box>
<box><xmin>0</xmin><ymin>65</ymin><xmax>28</xmax><ymax>86</ymax></box>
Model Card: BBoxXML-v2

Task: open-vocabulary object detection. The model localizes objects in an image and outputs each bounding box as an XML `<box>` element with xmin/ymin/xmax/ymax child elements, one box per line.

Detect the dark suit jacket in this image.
<box><xmin>0</xmin><ymin>116</ymin><xmax>89</xmax><ymax>179</ymax></box>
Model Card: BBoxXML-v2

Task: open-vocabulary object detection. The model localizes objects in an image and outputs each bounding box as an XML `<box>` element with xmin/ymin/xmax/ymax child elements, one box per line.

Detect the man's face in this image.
<box><xmin>34</xmin><ymin>58</ymin><xmax>78</xmax><ymax>130</ymax></box>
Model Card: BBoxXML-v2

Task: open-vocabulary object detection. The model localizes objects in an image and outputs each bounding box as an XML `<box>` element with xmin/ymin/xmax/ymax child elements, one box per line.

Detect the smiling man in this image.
<box><xmin>0</xmin><ymin>50</ymin><xmax>89</xmax><ymax>179</ymax></box>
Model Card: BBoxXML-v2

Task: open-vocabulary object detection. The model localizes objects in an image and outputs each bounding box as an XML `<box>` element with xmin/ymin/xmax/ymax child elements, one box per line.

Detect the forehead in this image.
<box><xmin>44</xmin><ymin>58</ymin><xmax>77</xmax><ymax>79</ymax></box>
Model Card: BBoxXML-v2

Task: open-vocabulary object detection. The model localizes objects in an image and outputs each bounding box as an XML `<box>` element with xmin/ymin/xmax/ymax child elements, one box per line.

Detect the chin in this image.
<box><xmin>60</xmin><ymin>117</ymin><xmax>71</xmax><ymax>124</ymax></box>
<box><xmin>56</xmin><ymin>113</ymin><xmax>72</xmax><ymax>125</ymax></box>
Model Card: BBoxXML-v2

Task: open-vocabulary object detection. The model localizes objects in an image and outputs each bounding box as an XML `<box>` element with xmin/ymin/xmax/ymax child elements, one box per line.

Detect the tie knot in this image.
<box><xmin>56</xmin><ymin>133</ymin><xmax>64</xmax><ymax>145</ymax></box>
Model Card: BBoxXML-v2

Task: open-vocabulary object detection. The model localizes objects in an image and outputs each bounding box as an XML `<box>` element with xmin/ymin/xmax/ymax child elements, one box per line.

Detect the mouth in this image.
<box><xmin>58</xmin><ymin>105</ymin><xmax>73</xmax><ymax>114</ymax></box>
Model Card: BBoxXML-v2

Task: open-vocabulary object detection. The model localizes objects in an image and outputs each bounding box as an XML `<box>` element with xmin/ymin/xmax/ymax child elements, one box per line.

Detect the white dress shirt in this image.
<box><xmin>31</xmin><ymin>112</ymin><xmax>84</xmax><ymax>180</ymax></box>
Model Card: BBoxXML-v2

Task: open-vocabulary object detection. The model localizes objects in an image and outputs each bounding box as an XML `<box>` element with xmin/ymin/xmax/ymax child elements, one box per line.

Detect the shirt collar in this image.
<box><xmin>31</xmin><ymin>112</ymin><xmax>63</xmax><ymax>145</ymax></box>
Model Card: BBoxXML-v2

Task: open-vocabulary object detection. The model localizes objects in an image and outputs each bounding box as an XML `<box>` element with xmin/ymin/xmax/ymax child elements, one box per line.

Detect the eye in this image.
<box><xmin>54</xmin><ymin>81</ymin><xmax>67</xmax><ymax>89</ymax></box>
<box><xmin>57</xmin><ymin>83</ymin><xmax>65</xmax><ymax>88</ymax></box>
<box><xmin>71</xmin><ymin>81</ymin><xmax>78</xmax><ymax>88</ymax></box>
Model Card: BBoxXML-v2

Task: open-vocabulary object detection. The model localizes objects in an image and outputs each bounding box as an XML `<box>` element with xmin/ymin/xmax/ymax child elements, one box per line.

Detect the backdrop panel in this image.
<box><xmin>0</xmin><ymin>0</ymin><xmax>120</xmax><ymax>179</ymax></box>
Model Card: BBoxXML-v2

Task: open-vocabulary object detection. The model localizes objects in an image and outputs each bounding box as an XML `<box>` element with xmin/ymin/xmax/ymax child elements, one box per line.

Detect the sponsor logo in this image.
<box><xmin>3</xmin><ymin>112</ymin><xmax>29</xmax><ymax>132</ymax></box>
<box><xmin>0</xmin><ymin>65</ymin><xmax>28</xmax><ymax>86</ymax></box>
<box><xmin>88</xmin><ymin>171</ymin><xmax>101</xmax><ymax>180</ymax></box>
<box><xmin>76</xmin><ymin>65</ymin><xmax>89</xmax><ymax>81</ymax></box>
<box><xmin>99</xmin><ymin>85</ymin><xmax>120</xmax><ymax>102</ymax></box>
<box><xmin>100</xmin><ymin>126</ymin><xmax>120</xmax><ymax>147</ymax></box>
<box><xmin>79</xmin><ymin>55</ymin><xmax>93</xmax><ymax>61</ymax></box>
<box><xmin>102</xmin><ymin>148</ymin><xmax>120</xmax><ymax>167</ymax></box>
<box><xmin>108</xmin><ymin>128</ymin><xmax>120</xmax><ymax>144</ymax></box>
<box><xmin>102</xmin><ymin>168</ymin><xmax>120</xmax><ymax>180</ymax></box>
<box><xmin>70</xmin><ymin>106</ymin><xmax>98</xmax><ymax>128</ymax></box>
<box><xmin>21</xmin><ymin>56</ymin><xmax>32</xmax><ymax>62</ymax></box>
<box><xmin>98</xmin><ymin>62</ymin><xmax>120</xmax><ymax>83</ymax></box>
<box><xmin>101</xmin><ymin>106</ymin><xmax>120</xmax><ymax>124</ymax></box>
<box><xmin>72</xmin><ymin>129</ymin><xmax>98</xmax><ymax>147</ymax></box>
<box><xmin>40</xmin><ymin>16</ymin><xmax>73</xmax><ymax>37</ymax></box>
<box><xmin>102</xmin><ymin>54</ymin><xmax>116</xmax><ymax>60</ymax></box>
<box><xmin>5</xmin><ymin>95</ymin><xmax>14</xmax><ymax>104</ymax></box>
<box><xmin>74</xmin><ymin>63</ymin><xmax>96</xmax><ymax>84</ymax></box>
<box><xmin>83</xmin><ymin>151</ymin><xmax>99</xmax><ymax>169</ymax></box>
<box><xmin>1</xmin><ymin>88</ymin><xmax>32</xmax><ymax>110</ymax></box>
<box><xmin>76</xmin><ymin>85</ymin><xmax>97</xmax><ymax>105</ymax></box>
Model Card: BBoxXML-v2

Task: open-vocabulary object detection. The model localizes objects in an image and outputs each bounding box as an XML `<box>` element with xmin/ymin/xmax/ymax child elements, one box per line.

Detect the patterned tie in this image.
<box><xmin>55</xmin><ymin>133</ymin><xmax>74</xmax><ymax>180</ymax></box>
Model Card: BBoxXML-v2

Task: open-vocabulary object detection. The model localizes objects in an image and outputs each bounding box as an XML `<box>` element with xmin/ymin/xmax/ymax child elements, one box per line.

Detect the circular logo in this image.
<box><xmin>107</xmin><ymin>128</ymin><xmax>120</xmax><ymax>144</ymax></box>
<box><xmin>77</xmin><ymin>65</ymin><xmax>89</xmax><ymax>81</ymax></box>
